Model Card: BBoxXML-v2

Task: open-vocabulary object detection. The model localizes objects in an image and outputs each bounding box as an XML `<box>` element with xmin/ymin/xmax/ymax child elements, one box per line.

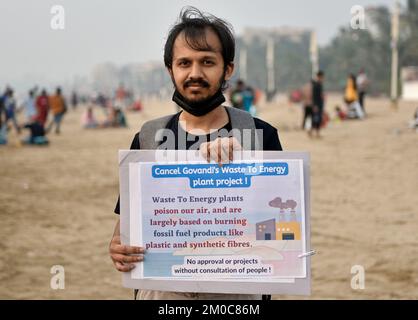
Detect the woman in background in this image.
<box><xmin>344</xmin><ymin>74</ymin><xmax>364</xmax><ymax>120</ymax></box>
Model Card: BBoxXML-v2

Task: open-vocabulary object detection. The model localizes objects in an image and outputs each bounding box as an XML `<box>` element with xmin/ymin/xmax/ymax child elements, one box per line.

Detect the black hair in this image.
<box><xmin>164</xmin><ymin>7</ymin><xmax>235</xmax><ymax>72</ymax></box>
<box><xmin>317</xmin><ymin>70</ymin><xmax>324</xmax><ymax>78</ymax></box>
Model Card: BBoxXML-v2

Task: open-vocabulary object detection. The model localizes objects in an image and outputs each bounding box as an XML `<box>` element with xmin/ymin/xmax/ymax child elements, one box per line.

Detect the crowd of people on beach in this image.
<box><xmin>0</xmin><ymin>86</ymin><xmax>68</xmax><ymax>146</ymax></box>
<box><xmin>294</xmin><ymin>69</ymin><xmax>369</xmax><ymax>138</ymax></box>
<box><xmin>292</xmin><ymin>68</ymin><xmax>418</xmax><ymax>137</ymax></box>
<box><xmin>2</xmin><ymin>72</ymin><xmax>417</xmax><ymax>148</ymax></box>
<box><xmin>0</xmin><ymin>84</ymin><xmax>142</xmax><ymax>147</ymax></box>
<box><xmin>80</xmin><ymin>85</ymin><xmax>147</xmax><ymax>129</ymax></box>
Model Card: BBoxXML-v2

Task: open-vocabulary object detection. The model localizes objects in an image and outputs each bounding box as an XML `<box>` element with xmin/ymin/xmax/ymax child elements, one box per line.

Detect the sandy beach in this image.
<box><xmin>0</xmin><ymin>95</ymin><xmax>417</xmax><ymax>299</ymax></box>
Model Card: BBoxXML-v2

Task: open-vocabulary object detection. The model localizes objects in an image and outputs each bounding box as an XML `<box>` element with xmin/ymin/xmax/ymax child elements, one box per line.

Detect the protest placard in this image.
<box><xmin>119</xmin><ymin>150</ymin><xmax>311</xmax><ymax>295</ymax></box>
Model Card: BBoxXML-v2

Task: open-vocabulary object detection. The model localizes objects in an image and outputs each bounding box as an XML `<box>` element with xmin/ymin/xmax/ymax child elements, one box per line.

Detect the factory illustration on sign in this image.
<box><xmin>256</xmin><ymin>197</ymin><xmax>301</xmax><ymax>241</ymax></box>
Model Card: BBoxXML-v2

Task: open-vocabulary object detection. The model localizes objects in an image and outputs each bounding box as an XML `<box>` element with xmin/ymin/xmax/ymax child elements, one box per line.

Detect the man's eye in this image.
<box><xmin>203</xmin><ymin>60</ymin><xmax>214</xmax><ymax>65</ymax></box>
<box><xmin>179</xmin><ymin>61</ymin><xmax>190</xmax><ymax>66</ymax></box>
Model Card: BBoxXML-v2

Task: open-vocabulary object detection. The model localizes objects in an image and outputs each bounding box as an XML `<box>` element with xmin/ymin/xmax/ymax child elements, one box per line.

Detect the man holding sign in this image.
<box><xmin>109</xmin><ymin>7</ymin><xmax>282</xmax><ymax>300</ymax></box>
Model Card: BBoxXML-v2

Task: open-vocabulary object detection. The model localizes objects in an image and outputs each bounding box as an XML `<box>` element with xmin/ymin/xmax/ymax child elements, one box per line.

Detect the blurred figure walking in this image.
<box><xmin>36</xmin><ymin>89</ymin><xmax>50</xmax><ymax>128</ymax></box>
<box><xmin>47</xmin><ymin>87</ymin><xmax>67</xmax><ymax>134</ymax></box>
<box><xmin>3</xmin><ymin>88</ymin><xmax>21</xmax><ymax>134</ymax></box>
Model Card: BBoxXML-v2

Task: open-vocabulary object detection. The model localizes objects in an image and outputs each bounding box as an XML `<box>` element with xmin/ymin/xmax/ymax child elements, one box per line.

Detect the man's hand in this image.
<box><xmin>200</xmin><ymin>137</ymin><xmax>242</xmax><ymax>166</ymax></box>
<box><xmin>109</xmin><ymin>235</ymin><xmax>145</xmax><ymax>272</ymax></box>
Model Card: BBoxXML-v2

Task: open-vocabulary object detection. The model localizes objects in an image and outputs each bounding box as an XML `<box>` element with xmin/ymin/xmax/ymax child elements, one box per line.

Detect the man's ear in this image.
<box><xmin>224</xmin><ymin>62</ymin><xmax>235</xmax><ymax>81</ymax></box>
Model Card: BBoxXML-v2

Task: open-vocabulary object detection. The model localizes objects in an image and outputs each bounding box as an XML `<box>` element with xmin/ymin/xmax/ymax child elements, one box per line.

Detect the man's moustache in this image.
<box><xmin>183</xmin><ymin>79</ymin><xmax>210</xmax><ymax>89</ymax></box>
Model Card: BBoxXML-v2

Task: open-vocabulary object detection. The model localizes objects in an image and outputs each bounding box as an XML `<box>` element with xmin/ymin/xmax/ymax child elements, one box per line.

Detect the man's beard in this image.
<box><xmin>172</xmin><ymin>73</ymin><xmax>226</xmax><ymax>104</ymax></box>
<box><xmin>171</xmin><ymin>73</ymin><xmax>227</xmax><ymax>117</ymax></box>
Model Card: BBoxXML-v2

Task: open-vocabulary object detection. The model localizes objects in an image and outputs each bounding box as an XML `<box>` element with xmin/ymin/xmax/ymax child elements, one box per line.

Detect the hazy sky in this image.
<box><xmin>0</xmin><ymin>0</ymin><xmax>403</xmax><ymax>88</ymax></box>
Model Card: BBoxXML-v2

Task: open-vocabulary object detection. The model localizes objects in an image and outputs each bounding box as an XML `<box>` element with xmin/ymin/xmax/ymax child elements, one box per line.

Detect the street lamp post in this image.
<box><xmin>310</xmin><ymin>30</ymin><xmax>319</xmax><ymax>79</ymax></box>
<box><xmin>391</xmin><ymin>0</ymin><xmax>400</xmax><ymax>108</ymax></box>
<box><xmin>266</xmin><ymin>37</ymin><xmax>275</xmax><ymax>101</ymax></box>
<box><xmin>239</xmin><ymin>48</ymin><xmax>247</xmax><ymax>82</ymax></box>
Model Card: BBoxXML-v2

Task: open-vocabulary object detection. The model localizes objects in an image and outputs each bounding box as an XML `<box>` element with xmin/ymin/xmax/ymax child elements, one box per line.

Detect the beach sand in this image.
<box><xmin>0</xmin><ymin>95</ymin><xmax>417</xmax><ymax>299</ymax></box>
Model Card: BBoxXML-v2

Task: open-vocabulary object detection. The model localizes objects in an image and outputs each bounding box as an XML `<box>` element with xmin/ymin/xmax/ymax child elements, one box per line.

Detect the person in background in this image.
<box><xmin>24</xmin><ymin>90</ymin><xmax>37</xmax><ymax>122</ymax></box>
<box><xmin>47</xmin><ymin>87</ymin><xmax>67</xmax><ymax>134</ymax></box>
<box><xmin>310</xmin><ymin>71</ymin><xmax>325</xmax><ymax>138</ymax></box>
<box><xmin>4</xmin><ymin>88</ymin><xmax>21</xmax><ymax>134</ymax></box>
<box><xmin>128</xmin><ymin>94</ymin><xmax>144</xmax><ymax>112</ymax></box>
<box><xmin>242</xmin><ymin>85</ymin><xmax>255</xmax><ymax>114</ymax></box>
<box><xmin>71</xmin><ymin>91</ymin><xmax>79</xmax><ymax>110</ymax></box>
<box><xmin>0</xmin><ymin>88</ymin><xmax>7</xmax><ymax>136</ymax></box>
<box><xmin>230</xmin><ymin>79</ymin><xmax>245</xmax><ymax>110</ymax></box>
<box><xmin>335</xmin><ymin>105</ymin><xmax>347</xmax><ymax>121</ymax></box>
<box><xmin>301</xmin><ymin>81</ymin><xmax>313</xmax><ymax>130</ymax></box>
<box><xmin>21</xmin><ymin>116</ymin><xmax>49</xmax><ymax>145</ymax></box>
<box><xmin>230</xmin><ymin>79</ymin><xmax>255</xmax><ymax>114</ymax></box>
<box><xmin>0</xmin><ymin>91</ymin><xmax>7</xmax><ymax>144</ymax></box>
<box><xmin>114</xmin><ymin>108</ymin><xmax>128</xmax><ymax>128</ymax></box>
<box><xmin>100</xmin><ymin>106</ymin><xmax>127</xmax><ymax>128</ymax></box>
<box><xmin>344</xmin><ymin>74</ymin><xmax>364</xmax><ymax>120</ymax></box>
<box><xmin>81</xmin><ymin>105</ymin><xmax>99</xmax><ymax>129</ymax></box>
<box><xmin>115</xmin><ymin>84</ymin><xmax>127</xmax><ymax>110</ymax></box>
<box><xmin>36</xmin><ymin>89</ymin><xmax>50</xmax><ymax>128</ymax></box>
<box><xmin>356</xmin><ymin>68</ymin><xmax>369</xmax><ymax>115</ymax></box>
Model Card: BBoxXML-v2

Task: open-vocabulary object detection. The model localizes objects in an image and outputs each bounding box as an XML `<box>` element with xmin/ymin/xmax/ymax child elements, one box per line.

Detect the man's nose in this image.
<box><xmin>189</xmin><ymin>62</ymin><xmax>204</xmax><ymax>78</ymax></box>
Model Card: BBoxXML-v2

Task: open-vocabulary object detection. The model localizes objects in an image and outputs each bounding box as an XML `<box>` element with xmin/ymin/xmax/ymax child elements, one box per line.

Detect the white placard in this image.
<box><xmin>119</xmin><ymin>150</ymin><xmax>311</xmax><ymax>295</ymax></box>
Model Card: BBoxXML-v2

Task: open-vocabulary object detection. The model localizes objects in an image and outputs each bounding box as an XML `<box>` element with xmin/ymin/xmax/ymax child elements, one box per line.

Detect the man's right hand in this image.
<box><xmin>109</xmin><ymin>235</ymin><xmax>145</xmax><ymax>272</ymax></box>
<box><xmin>200</xmin><ymin>137</ymin><xmax>242</xmax><ymax>166</ymax></box>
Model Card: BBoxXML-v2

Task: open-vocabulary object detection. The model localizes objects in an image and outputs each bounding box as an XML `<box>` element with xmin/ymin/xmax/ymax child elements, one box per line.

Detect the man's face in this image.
<box><xmin>169</xmin><ymin>28</ymin><xmax>234</xmax><ymax>102</ymax></box>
